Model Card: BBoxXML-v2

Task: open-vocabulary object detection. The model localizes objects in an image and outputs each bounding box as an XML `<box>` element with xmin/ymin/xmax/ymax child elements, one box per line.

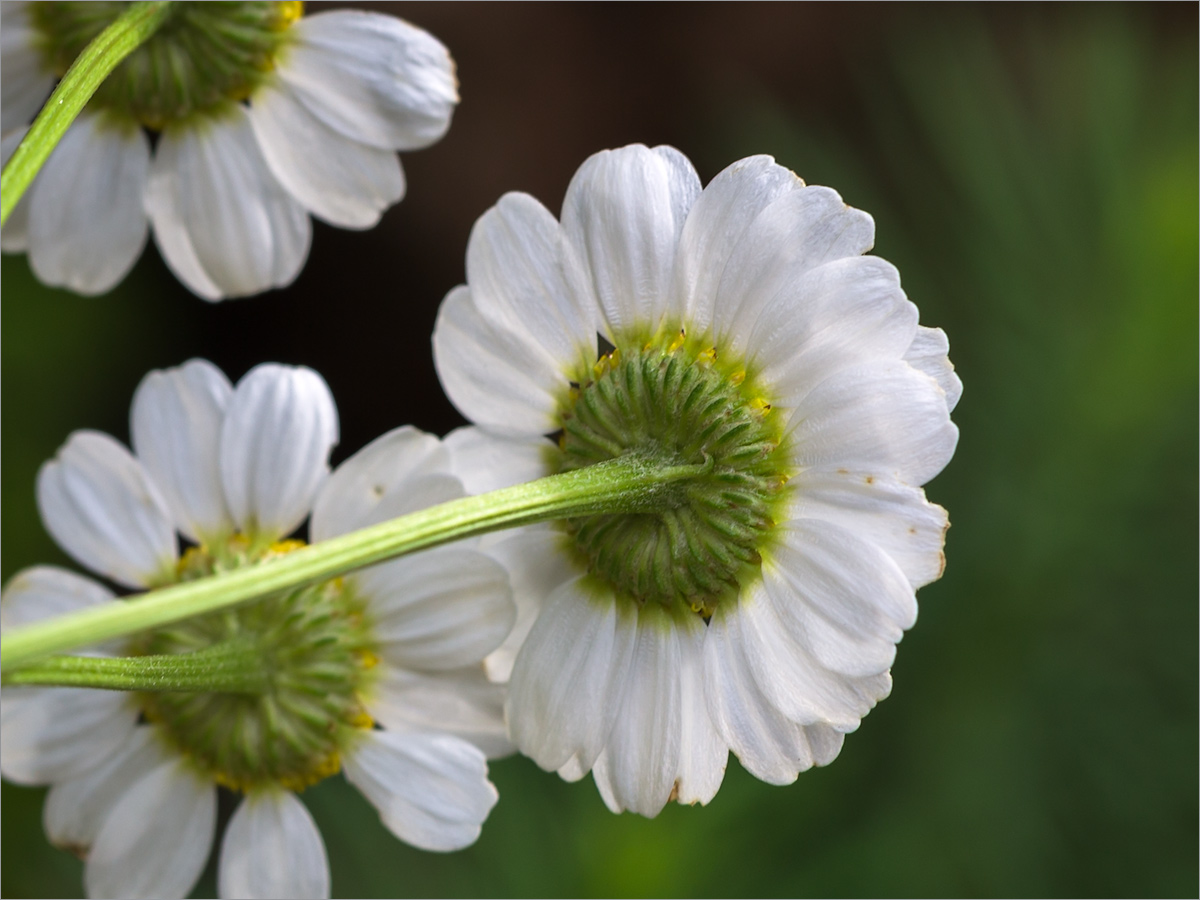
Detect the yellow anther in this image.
<box><xmin>349</xmin><ymin>711</ymin><xmax>376</xmax><ymax>730</ymax></box>
<box><xmin>729</xmin><ymin>369</ymin><xmax>746</xmax><ymax>386</ymax></box>
<box><xmin>357</xmin><ymin>649</ymin><xmax>380</xmax><ymax>670</ymax></box>
<box><xmin>268</xmin><ymin>539</ymin><xmax>307</xmax><ymax>555</ymax></box>
<box><xmin>592</xmin><ymin>348</ymin><xmax>621</xmax><ymax>379</ymax></box>
<box><xmin>696</xmin><ymin>347</ymin><xmax>717</xmax><ymax>367</ymax></box>
<box><xmin>750</xmin><ymin>397</ymin><xmax>772</xmax><ymax>416</ymax></box>
<box><xmin>273</xmin><ymin>1</ymin><xmax>304</xmax><ymax>29</ymax></box>
<box><xmin>667</xmin><ymin>329</ymin><xmax>687</xmax><ymax>354</ymax></box>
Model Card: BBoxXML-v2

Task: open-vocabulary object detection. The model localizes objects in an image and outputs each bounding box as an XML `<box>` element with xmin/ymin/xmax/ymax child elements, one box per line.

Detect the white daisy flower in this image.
<box><xmin>1</xmin><ymin>359</ymin><xmax>513</xmax><ymax>899</ymax></box>
<box><xmin>0</xmin><ymin>1</ymin><xmax>457</xmax><ymax>299</ymax></box>
<box><xmin>432</xmin><ymin>145</ymin><xmax>961</xmax><ymax>817</ymax></box>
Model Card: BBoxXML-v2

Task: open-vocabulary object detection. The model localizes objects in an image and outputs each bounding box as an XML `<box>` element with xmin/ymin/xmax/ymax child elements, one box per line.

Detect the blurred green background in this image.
<box><xmin>3</xmin><ymin>3</ymin><xmax>1196</xmax><ymax>897</ymax></box>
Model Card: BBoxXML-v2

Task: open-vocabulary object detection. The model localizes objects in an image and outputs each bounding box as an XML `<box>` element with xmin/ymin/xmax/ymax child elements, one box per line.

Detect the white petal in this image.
<box><xmin>43</xmin><ymin>725</ymin><xmax>167</xmax><ymax>854</ymax></box>
<box><xmin>219</xmin><ymin>790</ymin><xmax>330</xmax><ymax>900</ymax></box>
<box><xmin>1</xmin><ymin>565</ymin><xmax>115</xmax><ymax>629</ymax></box>
<box><xmin>904</xmin><ymin>325</ymin><xmax>962</xmax><ymax>413</ymax></box>
<box><xmin>591</xmin><ymin>604</ymin><xmax>682</xmax><ymax>817</ymax></box>
<box><xmin>786</xmin><ymin>360</ymin><xmax>959</xmax><ymax>486</ymax></box>
<box><xmin>279</xmin><ymin>9</ymin><xmax>457</xmax><ymax>150</ymax></box>
<box><xmin>146</xmin><ymin>107</ymin><xmax>311</xmax><ymax>301</ymax></box>
<box><xmin>433</xmin><ymin>284</ymin><xmax>565</xmax><ymax>435</ymax></box>
<box><xmin>343</xmin><ymin>730</ymin><xmax>497</xmax><ymax>852</ymax></box>
<box><xmin>250</xmin><ymin>81</ymin><xmax>405</xmax><ymax>229</ymax></box>
<box><xmin>674</xmin><ymin>614</ymin><xmax>727</xmax><ymax>806</ymax></box>
<box><xmin>561</xmin><ymin>144</ymin><xmax>700</xmax><ymax>339</ymax></box>
<box><xmin>358</xmin><ymin>546</ymin><xmax>515</xmax><ymax>671</ymax></box>
<box><xmin>85</xmin><ymin>759</ymin><xmax>216</xmax><ymax>900</ymax></box>
<box><xmin>1</xmin><ymin>127</ymin><xmax>32</xmax><ymax>250</ymax></box>
<box><xmin>1</xmin><ymin>3</ymin><xmax>55</xmax><ymax>133</ymax></box>
<box><xmin>704</xmin><ymin>601</ymin><xmax>849</xmax><ymax>784</ymax></box>
<box><xmin>735</xmin><ymin>579</ymin><xmax>891</xmax><ymax>727</ymax></box>
<box><xmin>764</xmin><ymin>519</ymin><xmax>916</xmax><ymax>678</ymax></box>
<box><xmin>443</xmin><ymin>425</ymin><xmax>552</xmax><ymax>496</ymax></box>
<box><xmin>310</xmin><ymin>425</ymin><xmax>452</xmax><ymax>542</ymax></box>
<box><xmin>0</xmin><ymin>685</ymin><xmax>138</xmax><ymax>785</ymax></box>
<box><xmin>466</xmin><ymin>191</ymin><xmax>595</xmax><ymax>377</ymax></box>
<box><xmin>506</xmin><ymin>578</ymin><xmax>636</xmax><ymax>772</ymax></box>
<box><xmin>36</xmin><ymin>430</ymin><xmax>177</xmax><ymax>588</ymax></box>
<box><xmin>478</xmin><ymin>527</ymin><xmax>579</xmax><ymax>683</ymax></box>
<box><xmin>220</xmin><ymin>364</ymin><xmax>338</xmax><ymax>539</ymax></box>
<box><xmin>787</xmin><ymin>466</ymin><xmax>949</xmax><ymax>589</ymax></box>
<box><xmin>129</xmin><ymin>358</ymin><xmax>235</xmax><ymax>543</ymax></box>
<box><xmin>711</xmin><ymin>184</ymin><xmax>875</xmax><ymax>357</ymax></box>
<box><xmin>367</xmin><ymin>665</ymin><xmax>511</xmax><ymax>758</ymax></box>
<box><xmin>747</xmin><ymin>256</ymin><xmax>918</xmax><ymax>407</ymax></box>
<box><xmin>672</xmin><ymin>154</ymin><xmax>803</xmax><ymax>332</ymax></box>
<box><xmin>28</xmin><ymin>112</ymin><xmax>149</xmax><ymax>295</ymax></box>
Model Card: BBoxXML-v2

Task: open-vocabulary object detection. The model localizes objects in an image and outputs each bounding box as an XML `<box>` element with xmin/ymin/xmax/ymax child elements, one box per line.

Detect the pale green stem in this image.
<box><xmin>1</xmin><ymin>638</ymin><xmax>265</xmax><ymax>693</ymax></box>
<box><xmin>0</xmin><ymin>1</ymin><xmax>173</xmax><ymax>226</ymax></box>
<box><xmin>0</xmin><ymin>455</ymin><xmax>706</xmax><ymax>670</ymax></box>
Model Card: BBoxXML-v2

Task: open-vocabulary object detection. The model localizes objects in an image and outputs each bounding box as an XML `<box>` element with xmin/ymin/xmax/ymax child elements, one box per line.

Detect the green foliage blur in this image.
<box><xmin>3</xmin><ymin>4</ymin><xmax>1196</xmax><ymax>897</ymax></box>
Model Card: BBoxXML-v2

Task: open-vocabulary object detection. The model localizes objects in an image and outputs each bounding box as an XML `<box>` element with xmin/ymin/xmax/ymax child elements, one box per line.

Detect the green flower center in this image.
<box><xmin>133</xmin><ymin>538</ymin><xmax>376</xmax><ymax>793</ymax></box>
<box><xmin>30</xmin><ymin>1</ymin><xmax>302</xmax><ymax>130</ymax></box>
<box><xmin>556</xmin><ymin>327</ymin><xmax>788</xmax><ymax>616</ymax></box>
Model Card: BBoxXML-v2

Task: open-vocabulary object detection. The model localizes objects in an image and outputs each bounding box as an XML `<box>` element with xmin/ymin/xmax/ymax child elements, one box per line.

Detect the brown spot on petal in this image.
<box><xmin>937</xmin><ymin>551</ymin><xmax>947</xmax><ymax>578</ymax></box>
<box><xmin>865</xmin><ymin>475</ymin><xmax>875</xmax><ymax>484</ymax></box>
<box><xmin>668</xmin><ymin>779</ymin><xmax>681</xmax><ymax>803</ymax></box>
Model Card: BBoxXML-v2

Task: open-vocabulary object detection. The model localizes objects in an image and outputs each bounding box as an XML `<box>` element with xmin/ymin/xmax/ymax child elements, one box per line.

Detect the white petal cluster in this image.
<box><xmin>0</xmin><ymin>3</ymin><xmax>457</xmax><ymax>300</ymax></box>
<box><xmin>433</xmin><ymin>144</ymin><xmax>961</xmax><ymax>816</ymax></box>
<box><xmin>1</xmin><ymin>360</ymin><xmax>510</xmax><ymax>898</ymax></box>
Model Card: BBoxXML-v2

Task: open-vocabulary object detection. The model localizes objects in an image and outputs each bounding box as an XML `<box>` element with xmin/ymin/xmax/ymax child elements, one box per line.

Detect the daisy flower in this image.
<box><xmin>433</xmin><ymin>145</ymin><xmax>961</xmax><ymax>817</ymax></box>
<box><xmin>1</xmin><ymin>359</ymin><xmax>513</xmax><ymax>899</ymax></box>
<box><xmin>0</xmin><ymin>1</ymin><xmax>457</xmax><ymax>299</ymax></box>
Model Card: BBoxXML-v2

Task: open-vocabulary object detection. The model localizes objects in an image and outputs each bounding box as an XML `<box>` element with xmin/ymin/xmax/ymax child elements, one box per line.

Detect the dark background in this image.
<box><xmin>3</xmin><ymin>3</ymin><xmax>1197</xmax><ymax>896</ymax></box>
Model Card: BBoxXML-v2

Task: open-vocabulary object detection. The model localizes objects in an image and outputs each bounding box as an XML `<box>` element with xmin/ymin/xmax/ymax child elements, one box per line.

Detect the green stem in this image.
<box><xmin>0</xmin><ymin>455</ymin><xmax>705</xmax><ymax>669</ymax></box>
<box><xmin>0</xmin><ymin>1</ymin><xmax>173</xmax><ymax>226</ymax></box>
<box><xmin>1</xmin><ymin>639</ymin><xmax>265</xmax><ymax>693</ymax></box>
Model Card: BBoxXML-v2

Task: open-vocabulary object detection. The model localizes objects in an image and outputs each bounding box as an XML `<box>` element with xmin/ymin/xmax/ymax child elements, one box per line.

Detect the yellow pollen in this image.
<box><xmin>696</xmin><ymin>347</ymin><xmax>718</xmax><ymax>367</ymax></box>
<box><xmin>357</xmin><ymin>649</ymin><xmax>380</xmax><ymax>670</ymax></box>
<box><xmin>268</xmin><ymin>539</ymin><xmax>307</xmax><ymax>555</ymax></box>
<box><xmin>666</xmin><ymin>329</ymin><xmax>687</xmax><ymax>354</ymax></box>
<box><xmin>593</xmin><ymin>348</ymin><xmax>621</xmax><ymax>378</ymax></box>
<box><xmin>349</xmin><ymin>711</ymin><xmax>376</xmax><ymax>730</ymax></box>
<box><xmin>750</xmin><ymin>397</ymin><xmax>772</xmax><ymax>416</ymax></box>
<box><xmin>273</xmin><ymin>1</ymin><xmax>305</xmax><ymax>29</ymax></box>
<box><xmin>730</xmin><ymin>369</ymin><xmax>746</xmax><ymax>386</ymax></box>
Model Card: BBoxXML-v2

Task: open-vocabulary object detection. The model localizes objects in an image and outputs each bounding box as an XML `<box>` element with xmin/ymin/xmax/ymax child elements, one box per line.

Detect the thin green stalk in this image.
<box><xmin>1</xmin><ymin>639</ymin><xmax>265</xmax><ymax>693</ymax></box>
<box><xmin>0</xmin><ymin>455</ymin><xmax>706</xmax><ymax>669</ymax></box>
<box><xmin>0</xmin><ymin>1</ymin><xmax>173</xmax><ymax>226</ymax></box>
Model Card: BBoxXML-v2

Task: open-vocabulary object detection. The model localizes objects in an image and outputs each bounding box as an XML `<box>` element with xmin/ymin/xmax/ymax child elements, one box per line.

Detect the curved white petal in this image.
<box><xmin>250</xmin><ymin>81</ymin><xmax>405</xmax><ymax>229</ymax></box>
<box><xmin>36</xmin><ymin>430</ymin><xmax>177</xmax><ymax>589</ymax></box>
<box><xmin>146</xmin><ymin>107</ymin><xmax>311</xmax><ymax>301</ymax></box>
<box><xmin>764</xmin><ymin>519</ymin><xmax>916</xmax><ymax>678</ymax></box>
<box><xmin>1</xmin><ymin>127</ymin><xmax>32</xmax><ymax>251</ymax></box>
<box><xmin>43</xmin><ymin>725</ymin><xmax>167</xmax><ymax>854</ymax></box>
<box><xmin>443</xmin><ymin>425</ymin><xmax>553</xmax><ymax>496</ymax></box>
<box><xmin>674</xmin><ymin>613</ymin><xmax>727</xmax><ymax>806</ymax></box>
<box><xmin>28</xmin><ymin>113</ymin><xmax>149</xmax><ymax>295</ymax></box>
<box><xmin>466</xmin><ymin>191</ymin><xmax>596</xmax><ymax>377</ymax></box>
<box><xmin>433</xmin><ymin>284</ymin><xmax>566</xmax><ymax>435</ymax></box>
<box><xmin>358</xmin><ymin>546</ymin><xmax>515</xmax><ymax>671</ymax></box>
<box><xmin>219</xmin><ymin>790</ymin><xmax>330</xmax><ymax>900</ymax></box>
<box><xmin>1</xmin><ymin>565</ymin><xmax>115</xmax><ymax>629</ymax></box>
<box><xmin>561</xmin><ymin>144</ymin><xmax>700</xmax><ymax>340</ymax></box>
<box><xmin>711</xmin><ymin>184</ymin><xmax>876</xmax><ymax>357</ymax></box>
<box><xmin>904</xmin><ymin>325</ymin><xmax>962</xmax><ymax>413</ymax></box>
<box><xmin>591</xmin><ymin>604</ymin><xmax>682</xmax><ymax>817</ymax></box>
<box><xmin>0</xmin><ymin>685</ymin><xmax>138</xmax><ymax>785</ymax></box>
<box><xmin>787</xmin><ymin>466</ymin><xmax>949</xmax><ymax>589</ymax></box>
<box><xmin>343</xmin><ymin>730</ymin><xmax>497</xmax><ymax>852</ymax></box>
<box><xmin>279</xmin><ymin>9</ymin><xmax>457</xmax><ymax>151</ymax></box>
<box><xmin>85</xmin><ymin>758</ymin><xmax>216</xmax><ymax>900</ymax></box>
<box><xmin>704</xmin><ymin>600</ymin><xmax>852</xmax><ymax>784</ymax></box>
<box><xmin>368</xmin><ymin>665</ymin><xmax>511</xmax><ymax>758</ymax></box>
<box><xmin>477</xmin><ymin>527</ymin><xmax>579</xmax><ymax>683</ymax></box>
<box><xmin>311</xmin><ymin>425</ymin><xmax>452</xmax><ymax>542</ymax></box>
<box><xmin>786</xmin><ymin>360</ymin><xmax>959</xmax><ymax>487</ymax></box>
<box><xmin>219</xmin><ymin>364</ymin><xmax>338</xmax><ymax>540</ymax></box>
<box><xmin>506</xmin><ymin>578</ymin><xmax>637</xmax><ymax>773</ymax></box>
<box><xmin>130</xmin><ymin>358</ymin><xmax>235</xmax><ymax>543</ymax></box>
<box><xmin>672</xmin><ymin>154</ymin><xmax>804</xmax><ymax>332</ymax></box>
<box><xmin>747</xmin><ymin>256</ymin><xmax>919</xmax><ymax>407</ymax></box>
<box><xmin>1</xmin><ymin>3</ymin><xmax>55</xmax><ymax>133</ymax></box>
